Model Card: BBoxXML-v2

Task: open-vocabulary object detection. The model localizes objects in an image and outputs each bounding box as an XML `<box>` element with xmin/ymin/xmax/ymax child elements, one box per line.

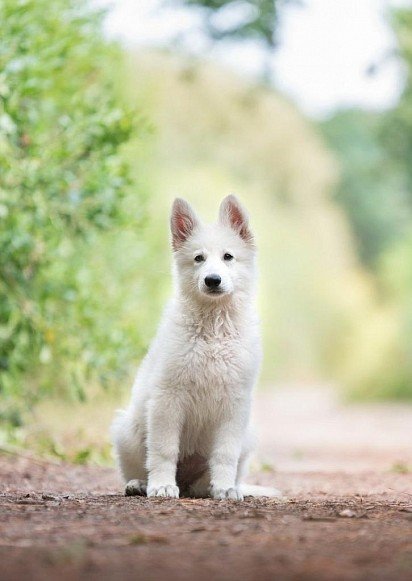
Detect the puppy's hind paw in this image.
<box><xmin>147</xmin><ymin>484</ymin><xmax>179</xmax><ymax>499</ymax></box>
<box><xmin>211</xmin><ymin>486</ymin><xmax>244</xmax><ymax>501</ymax></box>
<box><xmin>125</xmin><ymin>479</ymin><xmax>147</xmax><ymax>497</ymax></box>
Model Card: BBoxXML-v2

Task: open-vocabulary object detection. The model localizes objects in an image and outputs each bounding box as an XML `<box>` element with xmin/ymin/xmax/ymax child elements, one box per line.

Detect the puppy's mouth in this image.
<box><xmin>201</xmin><ymin>287</ymin><xmax>230</xmax><ymax>298</ymax></box>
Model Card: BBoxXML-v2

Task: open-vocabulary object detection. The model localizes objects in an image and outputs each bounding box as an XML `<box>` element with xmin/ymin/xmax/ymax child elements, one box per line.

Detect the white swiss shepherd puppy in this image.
<box><xmin>112</xmin><ymin>195</ymin><xmax>281</xmax><ymax>500</ymax></box>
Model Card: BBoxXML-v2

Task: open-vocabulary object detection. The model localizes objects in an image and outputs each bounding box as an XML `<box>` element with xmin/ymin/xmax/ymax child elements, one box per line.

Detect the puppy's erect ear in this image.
<box><xmin>219</xmin><ymin>195</ymin><xmax>253</xmax><ymax>244</ymax></box>
<box><xmin>171</xmin><ymin>198</ymin><xmax>199</xmax><ymax>250</ymax></box>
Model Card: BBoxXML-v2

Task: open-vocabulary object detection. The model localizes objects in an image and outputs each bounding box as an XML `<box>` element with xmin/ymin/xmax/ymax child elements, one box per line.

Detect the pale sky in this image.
<box><xmin>95</xmin><ymin>0</ymin><xmax>408</xmax><ymax>118</ymax></box>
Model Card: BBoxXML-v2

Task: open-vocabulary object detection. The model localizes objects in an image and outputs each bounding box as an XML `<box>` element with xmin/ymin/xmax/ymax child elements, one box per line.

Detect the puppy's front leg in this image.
<box><xmin>146</xmin><ymin>396</ymin><xmax>182</xmax><ymax>498</ymax></box>
<box><xmin>209</xmin><ymin>408</ymin><xmax>246</xmax><ymax>501</ymax></box>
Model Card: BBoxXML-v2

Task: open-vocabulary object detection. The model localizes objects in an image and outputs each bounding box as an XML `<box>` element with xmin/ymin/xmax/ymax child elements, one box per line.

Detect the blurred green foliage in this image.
<box><xmin>0</xmin><ymin>0</ymin><xmax>144</xmax><ymax>425</ymax></box>
<box><xmin>322</xmin><ymin>110</ymin><xmax>409</xmax><ymax>269</ymax></box>
<box><xmin>382</xmin><ymin>8</ymin><xmax>412</xmax><ymax>197</ymax></box>
<box><xmin>321</xmin><ymin>7</ymin><xmax>412</xmax><ymax>400</ymax></box>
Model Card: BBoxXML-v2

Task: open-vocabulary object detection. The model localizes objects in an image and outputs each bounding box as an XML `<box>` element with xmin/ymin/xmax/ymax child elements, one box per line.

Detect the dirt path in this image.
<box><xmin>1</xmin><ymin>388</ymin><xmax>411</xmax><ymax>580</ymax></box>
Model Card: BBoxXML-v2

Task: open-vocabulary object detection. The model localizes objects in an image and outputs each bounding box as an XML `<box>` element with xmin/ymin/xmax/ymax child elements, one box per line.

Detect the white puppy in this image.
<box><xmin>112</xmin><ymin>195</ymin><xmax>281</xmax><ymax>500</ymax></box>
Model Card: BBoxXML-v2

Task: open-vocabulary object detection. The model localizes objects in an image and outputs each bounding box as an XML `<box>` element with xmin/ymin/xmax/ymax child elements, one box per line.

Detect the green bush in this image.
<box><xmin>0</xmin><ymin>0</ymin><xmax>140</xmax><ymax>423</ymax></box>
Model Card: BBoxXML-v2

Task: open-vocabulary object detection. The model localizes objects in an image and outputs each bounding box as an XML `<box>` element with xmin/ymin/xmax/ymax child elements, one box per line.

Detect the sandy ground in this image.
<box><xmin>1</xmin><ymin>387</ymin><xmax>411</xmax><ymax>581</ymax></box>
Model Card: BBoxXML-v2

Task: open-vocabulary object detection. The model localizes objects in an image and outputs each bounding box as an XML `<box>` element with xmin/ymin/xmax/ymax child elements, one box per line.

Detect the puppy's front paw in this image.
<box><xmin>211</xmin><ymin>486</ymin><xmax>244</xmax><ymax>501</ymax></box>
<box><xmin>147</xmin><ymin>484</ymin><xmax>179</xmax><ymax>499</ymax></box>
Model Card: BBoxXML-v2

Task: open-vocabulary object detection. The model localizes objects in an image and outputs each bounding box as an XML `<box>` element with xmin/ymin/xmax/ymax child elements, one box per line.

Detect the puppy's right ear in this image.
<box><xmin>170</xmin><ymin>198</ymin><xmax>199</xmax><ymax>250</ymax></box>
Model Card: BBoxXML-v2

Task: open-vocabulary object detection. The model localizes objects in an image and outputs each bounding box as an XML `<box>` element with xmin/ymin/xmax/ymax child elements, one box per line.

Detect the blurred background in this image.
<box><xmin>1</xmin><ymin>0</ymin><xmax>412</xmax><ymax>467</ymax></box>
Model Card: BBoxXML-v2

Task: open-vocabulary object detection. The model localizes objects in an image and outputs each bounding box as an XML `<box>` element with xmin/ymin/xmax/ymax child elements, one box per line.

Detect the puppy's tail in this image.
<box><xmin>240</xmin><ymin>484</ymin><xmax>285</xmax><ymax>499</ymax></box>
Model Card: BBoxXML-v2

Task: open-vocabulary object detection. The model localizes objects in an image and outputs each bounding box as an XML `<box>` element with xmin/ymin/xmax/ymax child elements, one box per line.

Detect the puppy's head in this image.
<box><xmin>170</xmin><ymin>195</ymin><xmax>256</xmax><ymax>303</ymax></box>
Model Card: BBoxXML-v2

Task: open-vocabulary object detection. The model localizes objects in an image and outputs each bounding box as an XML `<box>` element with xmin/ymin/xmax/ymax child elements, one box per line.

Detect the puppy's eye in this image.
<box><xmin>223</xmin><ymin>253</ymin><xmax>234</xmax><ymax>261</ymax></box>
<box><xmin>194</xmin><ymin>254</ymin><xmax>205</xmax><ymax>263</ymax></box>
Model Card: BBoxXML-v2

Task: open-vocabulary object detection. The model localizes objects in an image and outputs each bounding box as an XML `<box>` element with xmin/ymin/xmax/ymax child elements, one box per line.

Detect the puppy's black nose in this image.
<box><xmin>205</xmin><ymin>274</ymin><xmax>221</xmax><ymax>288</ymax></box>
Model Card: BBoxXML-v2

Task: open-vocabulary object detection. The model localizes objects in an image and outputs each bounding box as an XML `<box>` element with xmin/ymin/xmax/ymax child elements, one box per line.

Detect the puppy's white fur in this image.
<box><xmin>111</xmin><ymin>195</ymin><xmax>281</xmax><ymax>500</ymax></box>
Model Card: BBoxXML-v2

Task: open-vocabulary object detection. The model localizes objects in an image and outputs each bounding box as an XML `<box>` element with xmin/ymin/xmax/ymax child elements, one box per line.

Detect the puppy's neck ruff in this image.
<box><xmin>174</xmin><ymin>292</ymin><xmax>254</xmax><ymax>340</ymax></box>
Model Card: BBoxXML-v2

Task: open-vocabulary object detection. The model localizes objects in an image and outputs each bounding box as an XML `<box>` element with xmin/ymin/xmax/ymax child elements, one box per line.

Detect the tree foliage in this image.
<box><xmin>381</xmin><ymin>8</ymin><xmax>412</xmax><ymax>197</ymax></box>
<box><xmin>322</xmin><ymin>110</ymin><xmax>409</xmax><ymax>268</ymax></box>
<box><xmin>177</xmin><ymin>0</ymin><xmax>299</xmax><ymax>49</ymax></box>
<box><xmin>0</xmin><ymin>0</ymin><xmax>136</xmax><ymax>423</ymax></box>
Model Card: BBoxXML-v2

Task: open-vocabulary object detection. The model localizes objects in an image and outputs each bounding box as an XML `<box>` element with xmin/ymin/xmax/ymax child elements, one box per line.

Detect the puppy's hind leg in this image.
<box><xmin>125</xmin><ymin>479</ymin><xmax>147</xmax><ymax>497</ymax></box>
<box><xmin>236</xmin><ymin>429</ymin><xmax>255</xmax><ymax>486</ymax></box>
<box><xmin>111</xmin><ymin>409</ymin><xmax>147</xmax><ymax>496</ymax></box>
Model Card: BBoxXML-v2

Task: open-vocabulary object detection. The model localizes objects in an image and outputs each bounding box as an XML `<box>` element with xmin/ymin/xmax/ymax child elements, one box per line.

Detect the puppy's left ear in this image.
<box><xmin>219</xmin><ymin>195</ymin><xmax>254</xmax><ymax>244</ymax></box>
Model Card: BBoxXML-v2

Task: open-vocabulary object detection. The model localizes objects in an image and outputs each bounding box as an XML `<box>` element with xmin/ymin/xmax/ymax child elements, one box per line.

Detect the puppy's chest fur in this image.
<box><xmin>166</xmin><ymin>309</ymin><xmax>256</xmax><ymax>399</ymax></box>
